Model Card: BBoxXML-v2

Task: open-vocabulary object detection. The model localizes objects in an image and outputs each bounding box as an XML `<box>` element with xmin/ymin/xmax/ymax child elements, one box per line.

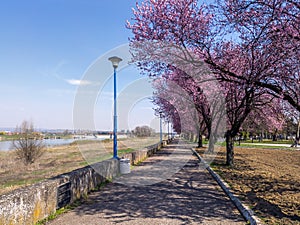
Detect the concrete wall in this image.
<box><xmin>0</xmin><ymin>179</ymin><xmax>58</xmax><ymax>225</ymax></box>
<box><xmin>120</xmin><ymin>142</ymin><xmax>163</xmax><ymax>165</ymax></box>
<box><xmin>0</xmin><ymin>140</ymin><xmax>169</xmax><ymax>225</ymax></box>
<box><xmin>0</xmin><ymin>158</ymin><xmax>119</xmax><ymax>225</ymax></box>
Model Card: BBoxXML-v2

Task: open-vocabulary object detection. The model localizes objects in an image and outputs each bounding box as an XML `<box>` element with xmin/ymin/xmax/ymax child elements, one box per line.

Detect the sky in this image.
<box><xmin>0</xmin><ymin>0</ymin><xmax>163</xmax><ymax>131</ymax></box>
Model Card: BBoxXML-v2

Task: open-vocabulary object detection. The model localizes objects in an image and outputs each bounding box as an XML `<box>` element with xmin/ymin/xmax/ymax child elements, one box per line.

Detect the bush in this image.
<box><xmin>12</xmin><ymin>120</ymin><xmax>45</xmax><ymax>165</ymax></box>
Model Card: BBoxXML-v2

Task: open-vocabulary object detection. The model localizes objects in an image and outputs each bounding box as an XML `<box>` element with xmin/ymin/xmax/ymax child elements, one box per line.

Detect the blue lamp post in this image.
<box><xmin>167</xmin><ymin>120</ymin><xmax>170</xmax><ymax>140</ymax></box>
<box><xmin>108</xmin><ymin>56</ymin><xmax>122</xmax><ymax>159</ymax></box>
<box><xmin>159</xmin><ymin>111</ymin><xmax>163</xmax><ymax>143</ymax></box>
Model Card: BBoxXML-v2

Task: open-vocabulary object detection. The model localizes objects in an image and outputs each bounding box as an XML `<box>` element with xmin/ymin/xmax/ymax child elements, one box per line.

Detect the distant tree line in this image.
<box><xmin>133</xmin><ymin>125</ymin><xmax>155</xmax><ymax>137</ymax></box>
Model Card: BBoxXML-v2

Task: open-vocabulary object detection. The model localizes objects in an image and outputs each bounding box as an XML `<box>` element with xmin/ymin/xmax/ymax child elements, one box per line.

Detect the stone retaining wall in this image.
<box><xmin>0</xmin><ymin>158</ymin><xmax>119</xmax><ymax>225</ymax></box>
<box><xmin>120</xmin><ymin>141</ymin><xmax>165</xmax><ymax>165</ymax></box>
<box><xmin>0</xmin><ymin>140</ymin><xmax>169</xmax><ymax>225</ymax></box>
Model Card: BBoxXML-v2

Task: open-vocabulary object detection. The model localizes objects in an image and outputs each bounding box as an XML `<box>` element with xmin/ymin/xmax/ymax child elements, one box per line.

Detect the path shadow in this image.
<box><xmin>71</xmin><ymin>157</ymin><xmax>245</xmax><ymax>224</ymax></box>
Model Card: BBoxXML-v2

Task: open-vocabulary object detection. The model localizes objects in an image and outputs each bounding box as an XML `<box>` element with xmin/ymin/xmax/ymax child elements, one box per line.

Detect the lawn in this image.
<box><xmin>0</xmin><ymin>136</ymin><xmax>159</xmax><ymax>196</ymax></box>
<box><xmin>196</xmin><ymin>146</ymin><xmax>300</xmax><ymax>225</ymax></box>
<box><xmin>243</xmin><ymin>139</ymin><xmax>294</xmax><ymax>145</ymax></box>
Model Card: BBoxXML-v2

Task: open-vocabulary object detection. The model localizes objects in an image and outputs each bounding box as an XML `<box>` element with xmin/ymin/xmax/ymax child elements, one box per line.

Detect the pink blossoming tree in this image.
<box><xmin>127</xmin><ymin>0</ymin><xmax>297</xmax><ymax>165</ymax></box>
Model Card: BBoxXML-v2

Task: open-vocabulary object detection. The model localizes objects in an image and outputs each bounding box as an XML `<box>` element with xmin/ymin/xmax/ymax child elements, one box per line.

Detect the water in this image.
<box><xmin>0</xmin><ymin>139</ymin><xmax>79</xmax><ymax>151</ymax></box>
<box><xmin>0</xmin><ymin>141</ymin><xmax>15</xmax><ymax>151</ymax></box>
<box><xmin>0</xmin><ymin>134</ymin><xmax>128</xmax><ymax>151</ymax></box>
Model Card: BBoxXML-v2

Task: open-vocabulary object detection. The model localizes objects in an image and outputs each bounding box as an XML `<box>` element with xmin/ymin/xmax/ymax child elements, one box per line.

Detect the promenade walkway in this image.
<box><xmin>47</xmin><ymin>139</ymin><xmax>245</xmax><ymax>225</ymax></box>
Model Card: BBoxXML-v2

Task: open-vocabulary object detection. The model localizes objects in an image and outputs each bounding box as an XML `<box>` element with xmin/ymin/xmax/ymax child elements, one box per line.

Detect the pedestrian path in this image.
<box><xmin>47</xmin><ymin>139</ymin><xmax>245</xmax><ymax>225</ymax></box>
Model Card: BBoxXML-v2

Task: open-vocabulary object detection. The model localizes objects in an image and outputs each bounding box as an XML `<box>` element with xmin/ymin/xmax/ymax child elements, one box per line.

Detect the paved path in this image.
<box><xmin>47</xmin><ymin>140</ymin><xmax>245</xmax><ymax>225</ymax></box>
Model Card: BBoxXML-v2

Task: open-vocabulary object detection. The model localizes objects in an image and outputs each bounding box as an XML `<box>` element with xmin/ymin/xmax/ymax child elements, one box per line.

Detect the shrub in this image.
<box><xmin>12</xmin><ymin>120</ymin><xmax>45</xmax><ymax>165</ymax></box>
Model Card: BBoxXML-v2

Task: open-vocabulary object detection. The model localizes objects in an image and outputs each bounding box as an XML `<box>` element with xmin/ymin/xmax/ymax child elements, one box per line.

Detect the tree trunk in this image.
<box><xmin>225</xmin><ymin>132</ymin><xmax>234</xmax><ymax>166</ymax></box>
<box><xmin>197</xmin><ymin>130</ymin><xmax>203</xmax><ymax>148</ymax></box>
<box><xmin>297</xmin><ymin>119</ymin><xmax>300</xmax><ymax>141</ymax></box>
<box><xmin>191</xmin><ymin>133</ymin><xmax>195</xmax><ymax>142</ymax></box>
<box><xmin>272</xmin><ymin>129</ymin><xmax>278</xmax><ymax>141</ymax></box>
<box><xmin>207</xmin><ymin>134</ymin><xmax>215</xmax><ymax>153</ymax></box>
<box><xmin>189</xmin><ymin>133</ymin><xmax>193</xmax><ymax>142</ymax></box>
<box><xmin>238</xmin><ymin>133</ymin><xmax>242</xmax><ymax>146</ymax></box>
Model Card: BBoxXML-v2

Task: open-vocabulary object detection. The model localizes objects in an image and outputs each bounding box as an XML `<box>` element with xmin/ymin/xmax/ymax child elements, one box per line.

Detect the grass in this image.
<box><xmin>243</xmin><ymin>139</ymin><xmax>293</xmax><ymax>145</ymax></box>
<box><xmin>119</xmin><ymin>148</ymin><xmax>134</xmax><ymax>154</ymax></box>
<box><xmin>1</xmin><ymin>178</ymin><xmax>42</xmax><ymax>189</ymax></box>
<box><xmin>0</xmin><ymin>134</ymin><xmax>74</xmax><ymax>142</ymax></box>
<box><xmin>35</xmin><ymin>200</ymin><xmax>82</xmax><ymax>225</ymax></box>
<box><xmin>200</xmin><ymin>139</ymin><xmax>294</xmax><ymax>150</ymax></box>
<box><xmin>237</xmin><ymin>143</ymin><xmax>292</xmax><ymax>149</ymax></box>
<box><xmin>195</xmin><ymin>146</ymin><xmax>300</xmax><ymax>225</ymax></box>
<box><xmin>0</xmin><ymin>134</ymin><xmax>20</xmax><ymax>141</ymax></box>
<box><xmin>0</xmin><ymin>136</ymin><xmax>160</xmax><ymax>196</ymax></box>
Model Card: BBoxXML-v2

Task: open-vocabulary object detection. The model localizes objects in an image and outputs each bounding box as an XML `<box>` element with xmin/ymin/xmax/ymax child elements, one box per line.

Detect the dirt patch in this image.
<box><xmin>196</xmin><ymin>146</ymin><xmax>300</xmax><ymax>225</ymax></box>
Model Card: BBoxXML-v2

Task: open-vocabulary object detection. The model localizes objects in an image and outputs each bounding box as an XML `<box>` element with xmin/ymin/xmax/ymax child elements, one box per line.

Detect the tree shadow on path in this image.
<box><xmin>69</xmin><ymin>144</ymin><xmax>246</xmax><ymax>225</ymax></box>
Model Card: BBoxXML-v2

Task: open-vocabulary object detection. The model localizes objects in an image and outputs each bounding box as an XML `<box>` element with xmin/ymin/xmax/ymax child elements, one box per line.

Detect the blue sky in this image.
<box><xmin>0</xmin><ymin>0</ymin><xmax>161</xmax><ymax>130</ymax></box>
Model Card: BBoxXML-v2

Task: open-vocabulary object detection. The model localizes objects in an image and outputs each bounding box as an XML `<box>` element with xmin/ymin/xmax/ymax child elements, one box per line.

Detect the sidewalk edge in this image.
<box><xmin>191</xmin><ymin>148</ymin><xmax>263</xmax><ymax>225</ymax></box>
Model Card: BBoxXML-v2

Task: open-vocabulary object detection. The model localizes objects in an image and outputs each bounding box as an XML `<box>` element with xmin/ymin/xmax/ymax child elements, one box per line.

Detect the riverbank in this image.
<box><xmin>0</xmin><ymin>136</ymin><xmax>159</xmax><ymax>196</ymax></box>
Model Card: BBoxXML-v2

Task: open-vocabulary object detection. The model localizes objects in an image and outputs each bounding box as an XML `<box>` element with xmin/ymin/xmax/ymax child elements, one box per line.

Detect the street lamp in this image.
<box><xmin>108</xmin><ymin>56</ymin><xmax>122</xmax><ymax>159</ymax></box>
<box><xmin>167</xmin><ymin>120</ymin><xmax>170</xmax><ymax>140</ymax></box>
<box><xmin>159</xmin><ymin>111</ymin><xmax>163</xmax><ymax>143</ymax></box>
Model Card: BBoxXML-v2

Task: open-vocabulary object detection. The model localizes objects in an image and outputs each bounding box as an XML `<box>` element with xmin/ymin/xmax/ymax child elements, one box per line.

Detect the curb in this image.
<box><xmin>191</xmin><ymin>148</ymin><xmax>263</xmax><ymax>225</ymax></box>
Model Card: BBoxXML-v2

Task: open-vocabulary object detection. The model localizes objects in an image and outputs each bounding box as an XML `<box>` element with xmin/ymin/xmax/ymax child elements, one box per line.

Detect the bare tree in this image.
<box><xmin>12</xmin><ymin>120</ymin><xmax>45</xmax><ymax>165</ymax></box>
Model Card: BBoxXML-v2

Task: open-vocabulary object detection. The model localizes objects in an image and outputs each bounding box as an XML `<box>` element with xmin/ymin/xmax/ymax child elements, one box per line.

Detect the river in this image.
<box><xmin>0</xmin><ymin>135</ymin><xmax>112</xmax><ymax>151</ymax></box>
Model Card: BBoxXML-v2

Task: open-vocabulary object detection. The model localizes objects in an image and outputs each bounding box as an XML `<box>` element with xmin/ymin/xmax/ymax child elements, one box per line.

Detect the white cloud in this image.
<box><xmin>66</xmin><ymin>79</ymin><xmax>92</xmax><ymax>86</ymax></box>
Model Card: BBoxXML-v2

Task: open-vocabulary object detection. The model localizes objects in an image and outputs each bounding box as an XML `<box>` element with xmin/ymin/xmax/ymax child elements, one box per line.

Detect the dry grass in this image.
<box><xmin>196</xmin><ymin>146</ymin><xmax>300</xmax><ymax>225</ymax></box>
<box><xmin>0</xmin><ymin>137</ymin><xmax>159</xmax><ymax>196</ymax></box>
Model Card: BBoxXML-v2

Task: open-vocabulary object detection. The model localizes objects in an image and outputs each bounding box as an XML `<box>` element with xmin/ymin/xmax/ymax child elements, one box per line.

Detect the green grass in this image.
<box><xmin>188</xmin><ymin>136</ymin><xmax>293</xmax><ymax>144</ymax></box>
<box><xmin>119</xmin><ymin>148</ymin><xmax>134</xmax><ymax>154</ymax></box>
<box><xmin>194</xmin><ymin>138</ymin><xmax>293</xmax><ymax>149</ymax></box>
<box><xmin>0</xmin><ymin>134</ymin><xmax>19</xmax><ymax>141</ymax></box>
<box><xmin>2</xmin><ymin>178</ymin><xmax>45</xmax><ymax>188</ymax></box>
<box><xmin>92</xmin><ymin>179</ymin><xmax>111</xmax><ymax>192</ymax></box>
<box><xmin>79</xmin><ymin>161</ymin><xmax>89</xmax><ymax>167</ymax></box>
<box><xmin>243</xmin><ymin>139</ymin><xmax>293</xmax><ymax>144</ymax></box>
<box><xmin>236</xmin><ymin>143</ymin><xmax>291</xmax><ymax>150</ymax></box>
<box><xmin>85</xmin><ymin>148</ymin><xmax>135</xmax><ymax>164</ymax></box>
<box><xmin>35</xmin><ymin>201</ymin><xmax>81</xmax><ymax>225</ymax></box>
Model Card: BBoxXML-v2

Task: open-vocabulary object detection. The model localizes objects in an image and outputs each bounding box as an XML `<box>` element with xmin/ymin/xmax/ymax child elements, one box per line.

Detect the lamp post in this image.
<box><xmin>159</xmin><ymin>111</ymin><xmax>163</xmax><ymax>144</ymax></box>
<box><xmin>167</xmin><ymin>120</ymin><xmax>170</xmax><ymax>140</ymax></box>
<box><xmin>108</xmin><ymin>56</ymin><xmax>122</xmax><ymax>159</ymax></box>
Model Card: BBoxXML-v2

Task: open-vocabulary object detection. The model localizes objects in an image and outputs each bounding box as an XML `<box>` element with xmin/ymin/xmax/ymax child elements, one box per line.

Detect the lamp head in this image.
<box><xmin>108</xmin><ymin>56</ymin><xmax>122</xmax><ymax>68</ymax></box>
<box><xmin>159</xmin><ymin>111</ymin><xmax>163</xmax><ymax>117</ymax></box>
